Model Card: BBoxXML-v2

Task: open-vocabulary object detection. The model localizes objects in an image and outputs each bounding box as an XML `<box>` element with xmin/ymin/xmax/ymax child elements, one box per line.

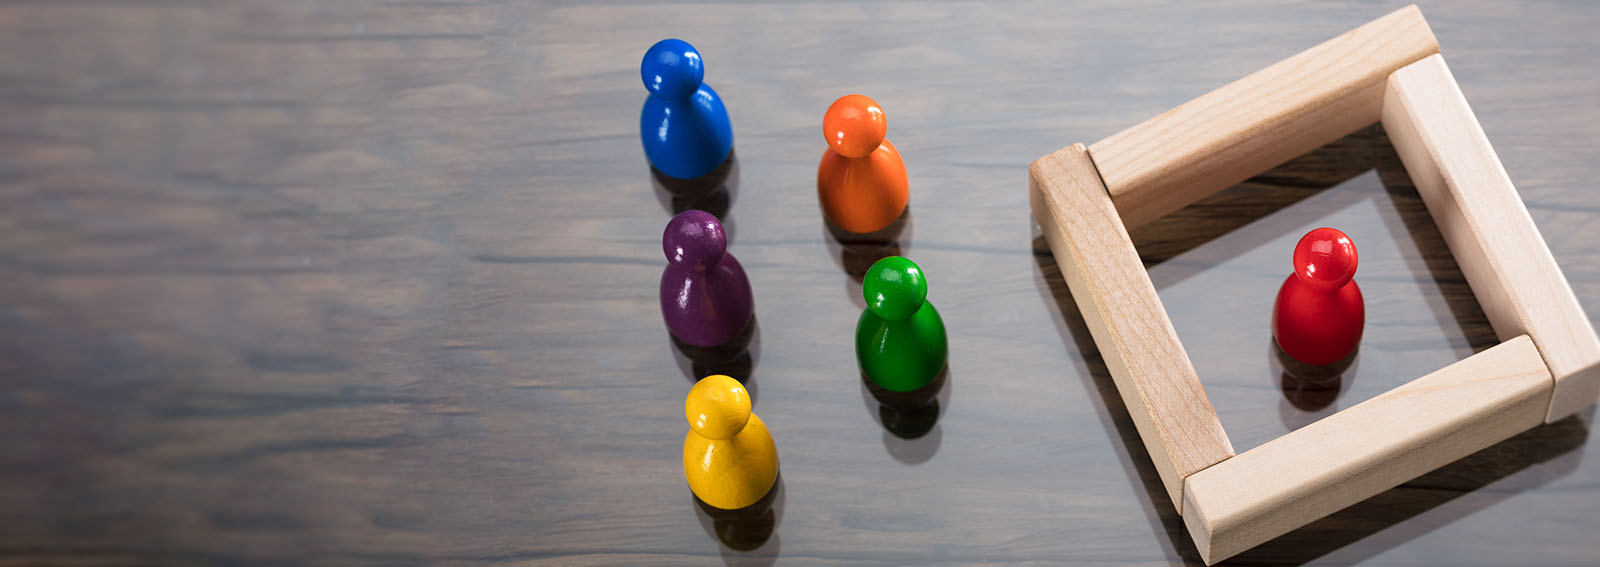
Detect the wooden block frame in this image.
<box><xmin>1029</xmin><ymin>5</ymin><xmax>1600</xmax><ymax>565</ymax></box>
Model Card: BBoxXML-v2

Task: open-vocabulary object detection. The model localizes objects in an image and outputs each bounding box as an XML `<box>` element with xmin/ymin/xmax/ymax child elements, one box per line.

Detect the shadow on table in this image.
<box><xmin>823</xmin><ymin>208</ymin><xmax>912</xmax><ymax>307</ymax></box>
<box><xmin>1273</xmin><ymin>338</ymin><xmax>1359</xmax><ymax>428</ymax></box>
<box><xmin>692</xmin><ymin>474</ymin><xmax>783</xmax><ymax>566</ymax></box>
<box><xmin>1033</xmin><ymin>249</ymin><xmax>1202</xmax><ymax>563</ymax></box>
<box><xmin>668</xmin><ymin>315</ymin><xmax>761</xmax><ymax>401</ymax></box>
<box><xmin>1030</xmin><ymin>123</ymin><xmax>1591</xmax><ymax>565</ymax></box>
<box><xmin>668</xmin><ymin>314</ymin><xmax>759</xmax><ymax>377</ymax></box>
<box><xmin>858</xmin><ymin>365</ymin><xmax>950</xmax><ymax>464</ymax></box>
<box><xmin>653</xmin><ymin>149</ymin><xmax>740</xmax><ymax>238</ymax></box>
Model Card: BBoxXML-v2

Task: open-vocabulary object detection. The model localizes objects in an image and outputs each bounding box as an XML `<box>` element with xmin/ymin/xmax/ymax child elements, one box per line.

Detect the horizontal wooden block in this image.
<box><xmin>1181</xmin><ymin>336</ymin><xmax>1553</xmax><ymax>565</ymax></box>
<box><xmin>1088</xmin><ymin>4</ymin><xmax>1438</xmax><ymax>229</ymax></box>
<box><xmin>1030</xmin><ymin>143</ymin><xmax>1234</xmax><ymax>511</ymax></box>
<box><xmin>1382</xmin><ymin>53</ymin><xmax>1600</xmax><ymax>422</ymax></box>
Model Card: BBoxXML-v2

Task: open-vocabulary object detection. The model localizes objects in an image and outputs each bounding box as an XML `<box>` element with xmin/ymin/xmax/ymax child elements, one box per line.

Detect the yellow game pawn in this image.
<box><xmin>683</xmin><ymin>375</ymin><xmax>778</xmax><ymax>510</ymax></box>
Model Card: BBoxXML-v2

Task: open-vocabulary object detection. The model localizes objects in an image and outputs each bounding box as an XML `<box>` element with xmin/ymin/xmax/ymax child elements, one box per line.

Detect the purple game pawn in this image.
<box><xmin>661</xmin><ymin>210</ymin><xmax>754</xmax><ymax>347</ymax></box>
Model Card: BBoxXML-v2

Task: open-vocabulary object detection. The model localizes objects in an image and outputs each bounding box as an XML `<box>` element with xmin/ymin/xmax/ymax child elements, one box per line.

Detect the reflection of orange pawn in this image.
<box><xmin>818</xmin><ymin>94</ymin><xmax>909</xmax><ymax>234</ymax></box>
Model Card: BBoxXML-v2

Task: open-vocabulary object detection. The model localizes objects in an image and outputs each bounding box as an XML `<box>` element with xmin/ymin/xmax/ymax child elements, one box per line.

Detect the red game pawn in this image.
<box><xmin>1273</xmin><ymin>227</ymin><xmax>1364</xmax><ymax>366</ymax></box>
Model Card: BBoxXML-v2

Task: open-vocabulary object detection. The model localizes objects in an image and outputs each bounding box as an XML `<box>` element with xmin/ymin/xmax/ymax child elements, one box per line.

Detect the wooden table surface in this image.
<box><xmin>3</xmin><ymin>1</ymin><xmax>1599</xmax><ymax>565</ymax></box>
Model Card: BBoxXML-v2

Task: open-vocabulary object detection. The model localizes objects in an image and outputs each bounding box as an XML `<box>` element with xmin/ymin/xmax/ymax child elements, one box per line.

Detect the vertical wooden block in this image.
<box><xmin>1030</xmin><ymin>144</ymin><xmax>1234</xmax><ymax>511</ymax></box>
<box><xmin>1089</xmin><ymin>4</ymin><xmax>1438</xmax><ymax>229</ymax></box>
<box><xmin>1383</xmin><ymin>54</ymin><xmax>1600</xmax><ymax>422</ymax></box>
<box><xmin>1181</xmin><ymin>336</ymin><xmax>1553</xmax><ymax>565</ymax></box>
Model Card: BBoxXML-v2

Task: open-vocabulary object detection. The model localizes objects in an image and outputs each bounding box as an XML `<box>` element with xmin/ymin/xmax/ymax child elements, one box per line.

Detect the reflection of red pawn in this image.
<box><xmin>1273</xmin><ymin>228</ymin><xmax>1364</xmax><ymax>366</ymax></box>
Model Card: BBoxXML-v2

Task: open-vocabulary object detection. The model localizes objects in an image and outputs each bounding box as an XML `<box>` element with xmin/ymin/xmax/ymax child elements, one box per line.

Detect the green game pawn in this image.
<box><xmin>856</xmin><ymin>256</ymin><xmax>948</xmax><ymax>393</ymax></box>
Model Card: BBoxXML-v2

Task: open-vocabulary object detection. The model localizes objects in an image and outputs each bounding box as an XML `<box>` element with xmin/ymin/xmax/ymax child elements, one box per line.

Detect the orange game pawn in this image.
<box><xmin>817</xmin><ymin>94</ymin><xmax>909</xmax><ymax>234</ymax></box>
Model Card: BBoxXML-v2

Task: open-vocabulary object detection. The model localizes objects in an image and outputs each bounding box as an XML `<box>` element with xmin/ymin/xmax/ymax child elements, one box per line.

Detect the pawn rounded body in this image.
<box><xmin>856</xmin><ymin>257</ymin><xmax>947</xmax><ymax>392</ymax></box>
<box><xmin>683</xmin><ymin>375</ymin><xmax>778</xmax><ymax>510</ymax></box>
<box><xmin>660</xmin><ymin>210</ymin><xmax>754</xmax><ymax>347</ymax></box>
<box><xmin>1273</xmin><ymin>227</ymin><xmax>1365</xmax><ymax>366</ymax></box>
<box><xmin>817</xmin><ymin>94</ymin><xmax>908</xmax><ymax>234</ymax></box>
<box><xmin>640</xmin><ymin>39</ymin><xmax>734</xmax><ymax>180</ymax></box>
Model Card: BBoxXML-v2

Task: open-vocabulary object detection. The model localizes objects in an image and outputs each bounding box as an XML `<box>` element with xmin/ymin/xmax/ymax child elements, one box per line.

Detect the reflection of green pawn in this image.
<box><xmin>856</xmin><ymin>256</ymin><xmax>948</xmax><ymax>392</ymax></box>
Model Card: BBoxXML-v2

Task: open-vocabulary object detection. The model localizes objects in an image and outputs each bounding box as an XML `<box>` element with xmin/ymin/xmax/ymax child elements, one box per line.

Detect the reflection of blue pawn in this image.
<box><xmin>640</xmin><ymin>39</ymin><xmax>734</xmax><ymax>180</ymax></box>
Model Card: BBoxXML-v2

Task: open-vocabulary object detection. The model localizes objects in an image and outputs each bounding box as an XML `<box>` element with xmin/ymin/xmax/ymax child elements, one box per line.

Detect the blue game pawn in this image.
<box><xmin>640</xmin><ymin>39</ymin><xmax>735</xmax><ymax>181</ymax></box>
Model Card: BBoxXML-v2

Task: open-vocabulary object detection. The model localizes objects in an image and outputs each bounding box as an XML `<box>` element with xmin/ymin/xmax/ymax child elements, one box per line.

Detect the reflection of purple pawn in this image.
<box><xmin>661</xmin><ymin>210</ymin><xmax>753</xmax><ymax>347</ymax></box>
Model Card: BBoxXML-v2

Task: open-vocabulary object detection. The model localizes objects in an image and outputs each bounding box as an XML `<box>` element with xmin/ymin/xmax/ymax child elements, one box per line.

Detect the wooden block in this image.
<box><xmin>1181</xmin><ymin>336</ymin><xmax>1553</xmax><ymax>565</ymax></box>
<box><xmin>1029</xmin><ymin>143</ymin><xmax>1234</xmax><ymax>511</ymax></box>
<box><xmin>1088</xmin><ymin>4</ymin><xmax>1438</xmax><ymax>229</ymax></box>
<box><xmin>1383</xmin><ymin>54</ymin><xmax>1600</xmax><ymax>422</ymax></box>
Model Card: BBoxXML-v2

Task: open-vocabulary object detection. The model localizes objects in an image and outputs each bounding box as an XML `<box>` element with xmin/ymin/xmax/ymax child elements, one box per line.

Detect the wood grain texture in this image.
<box><xmin>1089</xmin><ymin>4</ymin><xmax>1438</xmax><ymax>230</ymax></box>
<box><xmin>1182</xmin><ymin>336</ymin><xmax>1552</xmax><ymax>565</ymax></box>
<box><xmin>1030</xmin><ymin>144</ymin><xmax>1233</xmax><ymax>512</ymax></box>
<box><xmin>1383</xmin><ymin>53</ymin><xmax>1600</xmax><ymax>423</ymax></box>
<box><xmin>1</xmin><ymin>1</ymin><xmax>1598</xmax><ymax>565</ymax></box>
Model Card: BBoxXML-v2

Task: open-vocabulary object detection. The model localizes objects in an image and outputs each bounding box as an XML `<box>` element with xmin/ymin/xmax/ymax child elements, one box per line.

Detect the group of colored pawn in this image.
<box><xmin>644</xmin><ymin>39</ymin><xmax>948</xmax><ymax>513</ymax></box>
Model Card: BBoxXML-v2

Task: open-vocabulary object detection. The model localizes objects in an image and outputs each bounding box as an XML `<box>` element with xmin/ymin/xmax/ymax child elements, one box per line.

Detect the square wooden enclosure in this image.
<box><xmin>1028</xmin><ymin>5</ymin><xmax>1600</xmax><ymax>565</ymax></box>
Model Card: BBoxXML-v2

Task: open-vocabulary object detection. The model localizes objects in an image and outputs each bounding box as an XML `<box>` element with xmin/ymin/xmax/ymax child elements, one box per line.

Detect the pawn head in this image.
<box><xmin>1293</xmin><ymin>227</ymin><xmax>1358</xmax><ymax>290</ymax></box>
<box><xmin>823</xmin><ymin>94</ymin><xmax>887</xmax><ymax>159</ymax></box>
<box><xmin>685</xmin><ymin>374</ymin><xmax>751</xmax><ymax>440</ymax></box>
<box><xmin>663</xmin><ymin>209</ymin><xmax>727</xmax><ymax>271</ymax></box>
<box><xmin>863</xmin><ymin>256</ymin><xmax>927</xmax><ymax>320</ymax></box>
<box><xmin>641</xmin><ymin>39</ymin><xmax>705</xmax><ymax>100</ymax></box>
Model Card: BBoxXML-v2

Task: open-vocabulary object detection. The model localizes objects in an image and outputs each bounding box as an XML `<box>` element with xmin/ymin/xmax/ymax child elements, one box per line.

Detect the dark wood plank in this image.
<box><xmin>0</xmin><ymin>1</ymin><xmax>1597</xmax><ymax>565</ymax></box>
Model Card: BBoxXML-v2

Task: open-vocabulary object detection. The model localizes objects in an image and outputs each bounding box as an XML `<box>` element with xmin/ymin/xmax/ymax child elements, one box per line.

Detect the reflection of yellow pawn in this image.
<box><xmin>683</xmin><ymin>375</ymin><xmax>778</xmax><ymax>510</ymax></box>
